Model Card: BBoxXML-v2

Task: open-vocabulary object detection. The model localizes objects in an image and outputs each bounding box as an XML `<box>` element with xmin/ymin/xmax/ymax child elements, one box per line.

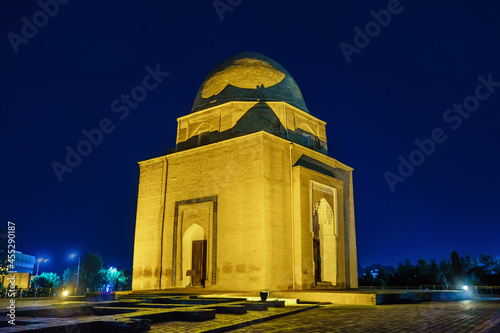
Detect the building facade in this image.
<box><xmin>132</xmin><ymin>52</ymin><xmax>358</xmax><ymax>291</ymax></box>
<box><xmin>13</xmin><ymin>251</ymin><xmax>36</xmax><ymax>274</ymax></box>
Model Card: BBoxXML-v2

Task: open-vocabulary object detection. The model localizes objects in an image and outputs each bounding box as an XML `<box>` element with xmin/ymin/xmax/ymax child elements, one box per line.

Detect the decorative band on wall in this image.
<box><xmin>171</xmin><ymin>196</ymin><xmax>218</xmax><ymax>287</ymax></box>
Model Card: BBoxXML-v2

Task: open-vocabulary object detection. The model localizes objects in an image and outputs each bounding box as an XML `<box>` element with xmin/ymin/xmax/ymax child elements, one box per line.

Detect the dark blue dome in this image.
<box><xmin>191</xmin><ymin>52</ymin><xmax>308</xmax><ymax>113</ymax></box>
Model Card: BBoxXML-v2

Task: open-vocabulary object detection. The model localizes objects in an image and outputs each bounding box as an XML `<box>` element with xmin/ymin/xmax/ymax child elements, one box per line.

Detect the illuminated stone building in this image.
<box><xmin>132</xmin><ymin>52</ymin><xmax>358</xmax><ymax>291</ymax></box>
<box><xmin>13</xmin><ymin>251</ymin><xmax>36</xmax><ymax>274</ymax></box>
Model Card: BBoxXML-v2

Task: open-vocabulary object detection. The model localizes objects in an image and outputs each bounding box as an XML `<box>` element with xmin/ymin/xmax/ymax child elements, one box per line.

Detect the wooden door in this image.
<box><xmin>313</xmin><ymin>238</ymin><xmax>321</xmax><ymax>283</ymax></box>
<box><xmin>191</xmin><ymin>240</ymin><xmax>207</xmax><ymax>287</ymax></box>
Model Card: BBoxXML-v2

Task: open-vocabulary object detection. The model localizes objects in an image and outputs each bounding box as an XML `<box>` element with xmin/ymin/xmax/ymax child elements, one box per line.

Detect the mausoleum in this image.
<box><xmin>132</xmin><ymin>52</ymin><xmax>358</xmax><ymax>291</ymax></box>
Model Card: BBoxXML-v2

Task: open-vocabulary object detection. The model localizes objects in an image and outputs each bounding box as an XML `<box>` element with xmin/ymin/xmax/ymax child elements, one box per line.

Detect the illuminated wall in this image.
<box><xmin>133</xmin><ymin>126</ymin><xmax>358</xmax><ymax>291</ymax></box>
<box><xmin>132</xmin><ymin>52</ymin><xmax>358</xmax><ymax>291</ymax></box>
<box><xmin>176</xmin><ymin>101</ymin><xmax>328</xmax><ymax>155</ymax></box>
<box><xmin>0</xmin><ymin>273</ymin><xmax>31</xmax><ymax>289</ymax></box>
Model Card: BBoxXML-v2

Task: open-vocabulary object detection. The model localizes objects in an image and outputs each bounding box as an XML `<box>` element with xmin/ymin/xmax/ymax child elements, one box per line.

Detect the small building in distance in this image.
<box><xmin>0</xmin><ymin>273</ymin><xmax>31</xmax><ymax>289</ymax></box>
<box><xmin>13</xmin><ymin>251</ymin><xmax>36</xmax><ymax>274</ymax></box>
<box><xmin>132</xmin><ymin>52</ymin><xmax>358</xmax><ymax>292</ymax></box>
<box><xmin>0</xmin><ymin>248</ymin><xmax>35</xmax><ymax>289</ymax></box>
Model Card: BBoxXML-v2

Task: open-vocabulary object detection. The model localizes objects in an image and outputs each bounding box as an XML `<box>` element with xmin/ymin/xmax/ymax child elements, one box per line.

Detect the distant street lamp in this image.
<box><xmin>36</xmin><ymin>258</ymin><xmax>48</xmax><ymax>276</ymax></box>
<box><xmin>69</xmin><ymin>254</ymin><xmax>80</xmax><ymax>289</ymax></box>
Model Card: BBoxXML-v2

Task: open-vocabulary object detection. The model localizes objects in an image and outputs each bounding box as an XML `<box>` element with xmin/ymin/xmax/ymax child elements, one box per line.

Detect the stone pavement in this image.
<box><xmin>149</xmin><ymin>305</ymin><xmax>316</xmax><ymax>333</ymax></box>
<box><xmin>1</xmin><ymin>296</ymin><xmax>499</xmax><ymax>332</ymax></box>
<box><xmin>0</xmin><ymin>298</ymin><xmax>83</xmax><ymax>309</ymax></box>
<box><xmin>231</xmin><ymin>300</ymin><xmax>500</xmax><ymax>332</ymax></box>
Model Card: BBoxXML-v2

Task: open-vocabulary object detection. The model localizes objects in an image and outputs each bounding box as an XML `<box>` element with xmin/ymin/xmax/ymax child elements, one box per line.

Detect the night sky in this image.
<box><xmin>1</xmin><ymin>1</ymin><xmax>499</xmax><ymax>276</ymax></box>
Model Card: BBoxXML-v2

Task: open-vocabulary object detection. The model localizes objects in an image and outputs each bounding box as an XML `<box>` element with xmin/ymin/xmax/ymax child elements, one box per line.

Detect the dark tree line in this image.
<box><xmin>359</xmin><ymin>251</ymin><xmax>500</xmax><ymax>287</ymax></box>
<box><xmin>63</xmin><ymin>252</ymin><xmax>131</xmax><ymax>291</ymax></box>
<box><xmin>30</xmin><ymin>252</ymin><xmax>131</xmax><ymax>291</ymax></box>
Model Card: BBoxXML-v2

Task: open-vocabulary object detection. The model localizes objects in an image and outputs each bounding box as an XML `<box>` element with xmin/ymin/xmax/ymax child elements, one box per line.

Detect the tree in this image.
<box><xmin>123</xmin><ymin>270</ymin><xmax>133</xmax><ymax>290</ymax></box>
<box><xmin>359</xmin><ymin>267</ymin><xmax>374</xmax><ymax>286</ymax></box>
<box><xmin>462</xmin><ymin>254</ymin><xmax>473</xmax><ymax>273</ymax></box>
<box><xmin>358</xmin><ymin>253</ymin><xmax>500</xmax><ymax>289</ymax></box>
<box><xmin>416</xmin><ymin>259</ymin><xmax>431</xmax><ymax>285</ymax></box>
<box><xmin>81</xmin><ymin>252</ymin><xmax>104</xmax><ymax>291</ymax></box>
<box><xmin>375</xmin><ymin>267</ymin><xmax>389</xmax><ymax>286</ymax></box>
<box><xmin>491</xmin><ymin>258</ymin><xmax>500</xmax><ymax>286</ymax></box>
<box><xmin>393</xmin><ymin>259</ymin><xmax>416</xmax><ymax>285</ymax></box>
<box><xmin>32</xmin><ymin>272</ymin><xmax>62</xmax><ymax>288</ymax></box>
<box><xmin>63</xmin><ymin>266</ymin><xmax>77</xmax><ymax>286</ymax></box>
<box><xmin>101</xmin><ymin>267</ymin><xmax>128</xmax><ymax>291</ymax></box>
<box><xmin>438</xmin><ymin>259</ymin><xmax>451</xmax><ymax>285</ymax></box>
<box><xmin>426</xmin><ymin>259</ymin><xmax>442</xmax><ymax>285</ymax></box>
<box><xmin>478</xmin><ymin>254</ymin><xmax>500</xmax><ymax>285</ymax></box>
<box><xmin>450</xmin><ymin>251</ymin><xmax>465</xmax><ymax>284</ymax></box>
<box><xmin>493</xmin><ymin>259</ymin><xmax>500</xmax><ymax>275</ymax></box>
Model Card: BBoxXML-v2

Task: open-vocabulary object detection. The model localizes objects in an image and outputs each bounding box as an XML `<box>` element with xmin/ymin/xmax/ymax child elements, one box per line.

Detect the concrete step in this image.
<box><xmin>316</xmin><ymin>282</ymin><xmax>333</xmax><ymax>286</ymax></box>
<box><xmin>313</xmin><ymin>286</ymin><xmax>337</xmax><ymax>290</ymax></box>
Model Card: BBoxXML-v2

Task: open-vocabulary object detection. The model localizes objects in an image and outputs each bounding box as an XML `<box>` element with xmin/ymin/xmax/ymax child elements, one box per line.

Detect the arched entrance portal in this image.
<box><xmin>181</xmin><ymin>224</ymin><xmax>207</xmax><ymax>287</ymax></box>
<box><xmin>312</xmin><ymin>198</ymin><xmax>337</xmax><ymax>285</ymax></box>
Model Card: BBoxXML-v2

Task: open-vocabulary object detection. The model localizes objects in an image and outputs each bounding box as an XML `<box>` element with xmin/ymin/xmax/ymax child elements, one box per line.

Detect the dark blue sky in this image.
<box><xmin>1</xmin><ymin>0</ymin><xmax>499</xmax><ymax>276</ymax></box>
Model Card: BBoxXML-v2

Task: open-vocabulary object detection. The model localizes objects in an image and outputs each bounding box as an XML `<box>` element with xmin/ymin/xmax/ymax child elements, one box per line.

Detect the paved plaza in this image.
<box><xmin>230</xmin><ymin>300</ymin><xmax>500</xmax><ymax>333</ymax></box>
<box><xmin>1</xmin><ymin>296</ymin><xmax>499</xmax><ymax>332</ymax></box>
<box><xmin>149</xmin><ymin>299</ymin><xmax>500</xmax><ymax>332</ymax></box>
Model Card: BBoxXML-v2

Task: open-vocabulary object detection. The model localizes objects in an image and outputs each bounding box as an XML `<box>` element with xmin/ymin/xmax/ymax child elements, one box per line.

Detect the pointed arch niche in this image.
<box><xmin>311</xmin><ymin>182</ymin><xmax>338</xmax><ymax>285</ymax></box>
<box><xmin>171</xmin><ymin>196</ymin><xmax>218</xmax><ymax>287</ymax></box>
<box><xmin>181</xmin><ymin>223</ymin><xmax>205</xmax><ymax>287</ymax></box>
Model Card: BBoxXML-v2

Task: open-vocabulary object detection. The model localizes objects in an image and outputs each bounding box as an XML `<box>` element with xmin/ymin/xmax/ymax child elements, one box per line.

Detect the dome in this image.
<box><xmin>191</xmin><ymin>52</ymin><xmax>308</xmax><ymax>113</ymax></box>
